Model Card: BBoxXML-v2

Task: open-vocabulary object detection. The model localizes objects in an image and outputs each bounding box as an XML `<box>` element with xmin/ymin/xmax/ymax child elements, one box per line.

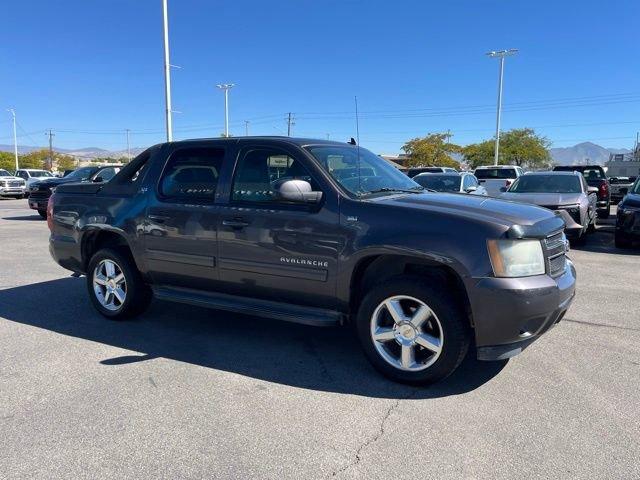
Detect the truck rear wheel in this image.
<box><xmin>37</xmin><ymin>209</ymin><xmax>47</xmax><ymax>219</ymax></box>
<box><xmin>355</xmin><ymin>275</ymin><xmax>470</xmax><ymax>385</ymax></box>
<box><xmin>86</xmin><ymin>248</ymin><xmax>151</xmax><ymax>320</ymax></box>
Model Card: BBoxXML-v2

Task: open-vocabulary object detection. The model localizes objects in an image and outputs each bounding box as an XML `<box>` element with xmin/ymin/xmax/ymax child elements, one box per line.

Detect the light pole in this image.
<box><xmin>244</xmin><ymin>120</ymin><xmax>250</xmax><ymax>136</ymax></box>
<box><xmin>486</xmin><ymin>49</ymin><xmax>518</xmax><ymax>165</ymax></box>
<box><xmin>216</xmin><ymin>83</ymin><xmax>234</xmax><ymax>137</ymax></box>
<box><xmin>161</xmin><ymin>0</ymin><xmax>173</xmax><ymax>142</ymax></box>
<box><xmin>7</xmin><ymin>109</ymin><xmax>18</xmax><ymax>170</ymax></box>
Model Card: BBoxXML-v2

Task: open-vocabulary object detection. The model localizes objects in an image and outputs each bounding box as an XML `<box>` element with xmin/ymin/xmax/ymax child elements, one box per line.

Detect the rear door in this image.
<box><xmin>144</xmin><ymin>144</ymin><xmax>228</xmax><ymax>290</ymax></box>
<box><xmin>216</xmin><ymin>143</ymin><xmax>342</xmax><ymax>309</ymax></box>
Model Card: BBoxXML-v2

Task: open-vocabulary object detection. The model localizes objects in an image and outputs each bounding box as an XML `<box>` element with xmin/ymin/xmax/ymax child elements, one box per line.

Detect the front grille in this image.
<box><xmin>544</xmin><ymin>230</ymin><xmax>567</xmax><ymax>277</ymax></box>
<box><xmin>8</xmin><ymin>181</ymin><xmax>23</xmax><ymax>187</ymax></box>
<box><xmin>29</xmin><ymin>187</ymin><xmax>51</xmax><ymax>201</ymax></box>
<box><xmin>543</xmin><ymin>205</ymin><xmax>580</xmax><ymax>224</ymax></box>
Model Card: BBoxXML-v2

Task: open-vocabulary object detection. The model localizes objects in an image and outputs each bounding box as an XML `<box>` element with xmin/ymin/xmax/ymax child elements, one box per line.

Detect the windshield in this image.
<box><xmin>474</xmin><ymin>168</ymin><xmax>517</xmax><ymax>179</ymax></box>
<box><xmin>65</xmin><ymin>166</ymin><xmax>99</xmax><ymax>181</ymax></box>
<box><xmin>306</xmin><ymin>145</ymin><xmax>422</xmax><ymax>196</ymax></box>
<box><xmin>0</xmin><ymin>169</ymin><xmax>11</xmax><ymax>177</ymax></box>
<box><xmin>509</xmin><ymin>175</ymin><xmax>582</xmax><ymax>194</ymax></box>
<box><xmin>413</xmin><ymin>174</ymin><xmax>461</xmax><ymax>192</ymax></box>
<box><xmin>30</xmin><ymin>170</ymin><xmax>53</xmax><ymax>178</ymax></box>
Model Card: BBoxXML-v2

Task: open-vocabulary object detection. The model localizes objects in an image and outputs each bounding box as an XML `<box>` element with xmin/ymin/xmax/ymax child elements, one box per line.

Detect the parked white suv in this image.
<box><xmin>14</xmin><ymin>169</ymin><xmax>55</xmax><ymax>188</ymax></box>
<box><xmin>473</xmin><ymin>165</ymin><xmax>524</xmax><ymax>197</ymax></box>
<box><xmin>0</xmin><ymin>169</ymin><xmax>27</xmax><ymax>198</ymax></box>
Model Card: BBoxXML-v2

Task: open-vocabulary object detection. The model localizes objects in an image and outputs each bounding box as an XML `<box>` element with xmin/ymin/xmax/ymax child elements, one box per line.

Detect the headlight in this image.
<box><xmin>560</xmin><ymin>204</ymin><xmax>580</xmax><ymax>214</ymax></box>
<box><xmin>487</xmin><ymin>239</ymin><xmax>546</xmax><ymax>277</ymax></box>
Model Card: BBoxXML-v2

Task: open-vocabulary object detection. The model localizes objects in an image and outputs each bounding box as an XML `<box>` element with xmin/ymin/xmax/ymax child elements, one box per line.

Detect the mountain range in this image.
<box><xmin>0</xmin><ymin>141</ymin><xmax>633</xmax><ymax>166</ymax></box>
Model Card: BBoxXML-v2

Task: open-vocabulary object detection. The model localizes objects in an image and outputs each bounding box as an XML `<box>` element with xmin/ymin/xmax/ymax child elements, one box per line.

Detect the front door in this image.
<box><xmin>144</xmin><ymin>145</ymin><xmax>227</xmax><ymax>291</ymax></box>
<box><xmin>217</xmin><ymin>145</ymin><xmax>343</xmax><ymax>309</ymax></box>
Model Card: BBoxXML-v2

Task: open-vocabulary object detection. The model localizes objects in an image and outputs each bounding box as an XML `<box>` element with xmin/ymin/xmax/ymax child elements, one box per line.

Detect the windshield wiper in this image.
<box><xmin>361</xmin><ymin>187</ymin><xmax>426</xmax><ymax>196</ymax></box>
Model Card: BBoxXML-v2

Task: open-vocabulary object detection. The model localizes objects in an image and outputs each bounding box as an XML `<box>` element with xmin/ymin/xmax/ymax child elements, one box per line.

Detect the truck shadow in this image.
<box><xmin>0</xmin><ymin>277</ymin><xmax>507</xmax><ymax>399</ymax></box>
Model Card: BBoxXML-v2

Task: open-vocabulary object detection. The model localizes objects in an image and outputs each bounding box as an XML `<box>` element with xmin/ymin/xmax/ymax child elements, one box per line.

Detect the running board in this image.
<box><xmin>152</xmin><ymin>286</ymin><xmax>342</xmax><ymax>327</ymax></box>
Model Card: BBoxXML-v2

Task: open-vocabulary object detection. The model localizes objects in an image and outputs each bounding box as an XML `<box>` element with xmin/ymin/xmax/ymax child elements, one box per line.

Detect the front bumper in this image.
<box><xmin>467</xmin><ymin>258</ymin><xmax>576</xmax><ymax>361</ymax></box>
<box><xmin>0</xmin><ymin>186</ymin><xmax>26</xmax><ymax>196</ymax></box>
<box><xmin>28</xmin><ymin>198</ymin><xmax>49</xmax><ymax>211</ymax></box>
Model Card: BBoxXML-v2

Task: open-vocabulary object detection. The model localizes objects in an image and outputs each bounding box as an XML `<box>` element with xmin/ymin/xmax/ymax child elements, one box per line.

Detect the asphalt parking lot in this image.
<box><xmin>0</xmin><ymin>198</ymin><xmax>638</xmax><ymax>479</ymax></box>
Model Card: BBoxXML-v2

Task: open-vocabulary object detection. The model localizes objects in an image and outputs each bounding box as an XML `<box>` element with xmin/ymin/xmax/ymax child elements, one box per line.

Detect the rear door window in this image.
<box><xmin>159</xmin><ymin>147</ymin><xmax>225</xmax><ymax>202</ymax></box>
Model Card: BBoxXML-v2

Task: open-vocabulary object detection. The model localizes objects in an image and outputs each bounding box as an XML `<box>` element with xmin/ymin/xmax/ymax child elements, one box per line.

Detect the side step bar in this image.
<box><xmin>152</xmin><ymin>285</ymin><xmax>342</xmax><ymax>327</ymax></box>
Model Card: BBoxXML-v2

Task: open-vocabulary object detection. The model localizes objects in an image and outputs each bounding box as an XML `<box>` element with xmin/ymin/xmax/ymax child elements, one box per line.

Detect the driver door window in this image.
<box><xmin>232</xmin><ymin>148</ymin><xmax>319</xmax><ymax>204</ymax></box>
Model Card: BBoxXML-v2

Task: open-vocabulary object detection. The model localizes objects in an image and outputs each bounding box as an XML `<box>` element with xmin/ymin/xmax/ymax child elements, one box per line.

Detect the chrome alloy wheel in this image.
<box><xmin>92</xmin><ymin>259</ymin><xmax>127</xmax><ymax>311</ymax></box>
<box><xmin>370</xmin><ymin>295</ymin><xmax>444</xmax><ymax>372</ymax></box>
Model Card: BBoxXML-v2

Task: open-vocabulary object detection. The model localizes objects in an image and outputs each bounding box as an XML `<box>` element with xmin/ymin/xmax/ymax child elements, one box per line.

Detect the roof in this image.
<box><xmin>413</xmin><ymin>172</ymin><xmax>462</xmax><ymax>177</ymax></box>
<box><xmin>169</xmin><ymin>136</ymin><xmax>352</xmax><ymax>148</ymax></box>
<box><xmin>524</xmin><ymin>170</ymin><xmax>579</xmax><ymax>176</ymax></box>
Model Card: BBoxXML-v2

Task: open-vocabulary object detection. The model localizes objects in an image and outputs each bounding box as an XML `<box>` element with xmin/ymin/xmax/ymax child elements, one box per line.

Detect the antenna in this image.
<box><xmin>355</xmin><ymin>96</ymin><xmax>361</xmax><ymax>193</ymax></box>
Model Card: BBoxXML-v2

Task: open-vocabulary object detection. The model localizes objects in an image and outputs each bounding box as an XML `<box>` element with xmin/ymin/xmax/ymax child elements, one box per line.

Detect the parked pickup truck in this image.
<box><xmin>609</xmin><ymin>176</ymin><xmax>637</xmax><ymax>204</ymax></box>
<box><xmin>552</xmin><ymin>165</ymin><xmax>611</xmax><ymax>218</ymax></box>
<box><xmin>48</xmin><ymin>137</ymin><xmax>576</xmax><ymax>384</ymax></box>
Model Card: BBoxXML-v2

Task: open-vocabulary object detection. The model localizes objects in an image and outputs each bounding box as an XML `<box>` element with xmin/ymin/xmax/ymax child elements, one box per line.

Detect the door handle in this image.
<box><xmin>148</xmin><ymin>214</ymin><xmax>171</xmax><ymax>223</ymax></box>
<box><xmin>222</xmin><ymin>218</ymin><xmax>250</xmax><ymax>229</ymax></box>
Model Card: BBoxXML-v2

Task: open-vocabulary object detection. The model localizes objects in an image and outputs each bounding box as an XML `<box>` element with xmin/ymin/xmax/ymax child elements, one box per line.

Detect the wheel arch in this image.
<box><xmin>80</xmin><ymin>228</ymin><xmax>136</xmax><ymax>272</ymax></box>
<box><xmin>348</xmin><ymin>254</ymin><xmax>474</xmax><ymax>329</ymax></box>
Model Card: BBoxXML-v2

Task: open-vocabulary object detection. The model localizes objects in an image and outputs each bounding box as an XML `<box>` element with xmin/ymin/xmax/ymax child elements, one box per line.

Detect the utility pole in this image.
<box><xmin>244</xmin><ymin>120</ymin><xmax>250</xmax><ymax>136</ymax></box>
<box><xmin>125</xmin><ymin>129</ymin><xmax>131</xmax><ymax>160</ymax></box>
<box><xmin>46</xmin><ymin>129</ymin><xmax>55</xmax><ymax>170</ymax></box>
<box><xmin>216</xmin><ymin>83</ymin><xmax>234</xmax><ymax>137</ymax></box>
<box><xmin>7</xmin><ymin>109</ymin><xmax>18</xmax><ymax>171</ymax></box>
<box><xmin>162</xmin><ymin>0</ymin><xmax>173</xmax><ymax>142</ymax></box>
<box><xmin>286</xmin><ymin>112</ymin><xmax>295</xmax><ymax>137</ymax></box>
<box><xmin>486</xmin><ymin>49</ymin><xmax>518</xmax><ymax>166</ymax></box>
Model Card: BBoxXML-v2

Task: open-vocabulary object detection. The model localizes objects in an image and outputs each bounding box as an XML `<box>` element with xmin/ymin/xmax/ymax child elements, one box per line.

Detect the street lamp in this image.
<box><xmin>6</xmin><ymin>109</ymin><xmax>18</xmax><ymax>171</ymax></box>
<box><xmin>216</xmin><ymin>83</ymin><xmax>235</xmax><ymax>137</ymax></box>
<box><xmin>486</xmin><ymin>49</ymin><xmax>518</xmax><ymax>166</ymax></box>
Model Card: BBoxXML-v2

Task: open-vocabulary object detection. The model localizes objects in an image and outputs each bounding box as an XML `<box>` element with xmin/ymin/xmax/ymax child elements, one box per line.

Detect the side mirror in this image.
<box><xmin>499</xmin><ymin>186</ymin><xmax>507</xmax><ymax>192</ymax></box>
<box><xmin>587</xmin><ymin>186</ymin><xmax>598</xmax><ymax>194</ymax></box>
<box><xmin>275</xmin><ymin>179</ymin><xmax>323</xmax><ymax>204</ymax></box>
<box><xmin>465</xmin><ymin>186</ymin><xmax>477</xmax><ymax>193</ymax></box>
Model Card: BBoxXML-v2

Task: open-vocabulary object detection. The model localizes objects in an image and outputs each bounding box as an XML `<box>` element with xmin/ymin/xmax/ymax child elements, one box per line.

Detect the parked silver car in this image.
<box><xmin>412</xmin><ymin>172</ymin><xmax>488</xmax><ymax>195</ymax></box>
<box><xmin>500</xmin><ymin>171</ymin><xmax>597</xmax><ymax>241</ymax></box>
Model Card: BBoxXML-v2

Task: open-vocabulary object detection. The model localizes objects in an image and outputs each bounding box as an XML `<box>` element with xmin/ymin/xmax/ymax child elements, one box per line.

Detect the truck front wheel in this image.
<box><xmin>355</xmin><ymin>276</ymin><xmax>470</xmax><ymax>385</ymax></box>
<box><xmin>86</xmin><ymin>248</ymin><xmax>151</xmax><ymax>320</ymax></box>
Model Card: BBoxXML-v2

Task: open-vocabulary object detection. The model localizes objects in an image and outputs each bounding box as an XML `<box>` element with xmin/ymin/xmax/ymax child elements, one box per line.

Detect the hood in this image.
<box><xmin>621</xmin><ymin>192</ymin><xmax>640</xmax><ymax>209</ymax></box>
<box><xmin>30</xmin><ymin>176</ymin><xmax>84</xmax><ymax>188</ymax></box>
<box><xmin>499</xmin><ymin>192</ymin><xmax>583</xmax><ymax>207</ymax></box>
<box><xmin>371</xmin><ymin>192</ymin><xmax>555</xmax><ymax>228</ymax></box>
<box><xmin>0</xmin><ymin>175</ymin><xmax>22</xmax><ymax>181</ymax></box>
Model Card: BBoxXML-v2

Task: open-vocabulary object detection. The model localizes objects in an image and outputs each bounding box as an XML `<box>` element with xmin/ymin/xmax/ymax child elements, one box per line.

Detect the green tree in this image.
<box><xmin>500</xmin><ymin>128</ymin><xmax>551</xmax><ymax>168</ymax></box>
<box><xmin>401</xmin><ymin>133</ymin><xmax>461</xmax><ymax>167</ymax></box>
<box><xmin>19</xmin><ymin>149</ymin><xmax>51</xmax><ymax>169</ymax></box>
<box><xmin>0</xmin><ymin>151</ymin><xmax>16</xmax><ymax>172</ymax></box>
<box><xmin>461</xmin><ymin>140</ymin><xmax>495</xmax><ymax>169</ymax></box>
<box><xmin>56</xmin><ymin>155</ymin><xmax>77</xmax><ymax>172</ymax></box>
<box><xmin>462</xmin><ymin>128</ymin><xmax>551</xmax><ymax>169</ymax></box>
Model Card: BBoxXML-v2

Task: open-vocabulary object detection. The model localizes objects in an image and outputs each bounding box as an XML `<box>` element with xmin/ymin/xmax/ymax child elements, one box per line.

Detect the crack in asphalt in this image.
<box><xmin>331</xmin><ymin>389</ymin><xmax>417</xmax><ymax>478</ymax></box>
<box><xmin>564</xmin><ymin>318</ymin><xmax>640</xmax><ymax>332</ymax></box>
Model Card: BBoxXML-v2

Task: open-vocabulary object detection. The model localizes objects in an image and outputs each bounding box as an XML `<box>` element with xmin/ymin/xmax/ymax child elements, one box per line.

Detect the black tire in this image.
<box><xmin>86</xmin><ymin>248</ymin><xmax>152</xmax><ymax>320</ymax></box>
<box><xmin>37</xmin><ymin>209</ymin><xmax>47</xmax><ymax>219</ymax></box>
<box><xmin>615</xmin><ymin>232</ymin><xmax>632</xmax><ymax>249</ymax></box>
<box><xmin>355</xmin><ymin>275</ymin><xmax>470</xmax><ymax>385</ymax></box>
<box><xmin>587</xmin><ymin>216</ymin><xmax>596</xmax><ymax>234</ymax></box>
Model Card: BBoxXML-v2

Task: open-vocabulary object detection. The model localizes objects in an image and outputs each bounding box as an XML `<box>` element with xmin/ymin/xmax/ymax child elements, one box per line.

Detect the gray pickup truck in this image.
<box><xmin>47</xmin><ymin>137</ymin><xmax>576</xmax><ymax>384</ymax></box>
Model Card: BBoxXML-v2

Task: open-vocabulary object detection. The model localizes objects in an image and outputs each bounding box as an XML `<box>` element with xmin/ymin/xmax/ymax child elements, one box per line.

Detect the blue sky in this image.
<box><xmin>1</xmin><ymin>0</ymin><xmax>639</xmax><ymax>153</ymax></box>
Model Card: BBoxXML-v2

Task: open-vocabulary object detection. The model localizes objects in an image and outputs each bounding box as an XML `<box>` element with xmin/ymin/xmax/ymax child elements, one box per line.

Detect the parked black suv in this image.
<box><xmin>48</xmin><ymin>138</ymin><xmax>576</xmax><ymax>384</ymax></box>
<box><xmin>28</xmin><ymin>165</ymin><xmax>121</xmax><ymax>218</ymax></box>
